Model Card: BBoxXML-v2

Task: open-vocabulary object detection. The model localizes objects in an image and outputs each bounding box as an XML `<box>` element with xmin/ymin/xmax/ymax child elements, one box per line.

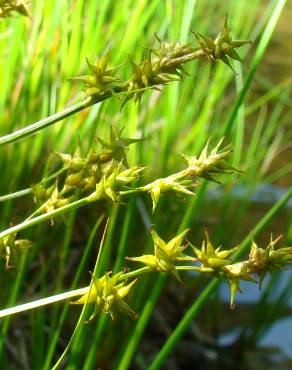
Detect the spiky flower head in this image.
<box><xmin>127</xmin><ymin>228</ymin><xmax>192</xmax><ymax>283</ymax></box>
<box><xmin>248</xmin><ymin>235</ymin><xmax>292</xmax><ymax>287</ymax></box>
<box><xmin>151</xmin><ymin>35</ymin><xmax>196</xmax><ymax>75</ymax></box>
<box><xmin>194</xmin><ymin>16</ymin><xmax>251</xmax><ymax>73</ymax></box>
<box><xmin>223</xmin><ymin>261</ymin><xmax>256</xmax><ymax>309</ymax></box>
<box><xmin>180</xmin><ymin>138</ymin><xmax>241</xmax><ymax>183</ymax></box>
<box><xmin>0</xmin><ymin>233</ymin><xmax>32</xmax><ymax>268</ymax></box>
<box><xmin>123</xmin><ymin>55</ymin><xmax>181</xmax><ymax>106</ymax></box>
<box><xmin>138</xmin><ymin>174</ymin><xmax>196</xmax><ymax>212</ymax></box>
<box><xmin>72</xmin><ymin>271</ymin><xmax>137</xmax><ymax>320</ymax></box>
<box><xmin>72</xmin><ymin>46</ymin><xmax>121</xmax><ymax>102</ymax></box>
<box><xmin>97</xmin><ymin>126</ymin><xmax>144</xmax><ymax>167</ymax></box>
<box><xmin>87</xmin><ymin>161</ymin><xmax>144</xmax><ymax>203</ymax></box>
<box><xmin>190</xmin><ymin>230</ymin><xmax>238</xmax><ymax>271</ymax></box>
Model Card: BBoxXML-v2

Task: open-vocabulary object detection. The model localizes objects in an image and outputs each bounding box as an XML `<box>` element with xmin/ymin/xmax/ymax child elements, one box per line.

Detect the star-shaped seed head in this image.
<box><xmin>181</xmin><ymin>138</ymin><xmax>241</xmax><ymax>183</ymax></box>
<box><xmin>151</xmin><ymin>36</ymin><xmax>194</xmax><ymax>76</ymax></box>
<box><xmin>97</xmin><ymin>126</ymin><xmax>144</xmax><ymax>167</ymax></box>
<box><xmin>72</xmin><ymin>271</ymin><xmax>137</xmax><ymax>320</ymax></box>
<box><xmin>127</xmin><ymin>228</ymin><xmax>192</xmax><ymax>283</ymax></box>
<box><xmin>248</xmin><ymin>235</ymin><xmax>292</xmax><ymax>288</ymax></box>
<box><xmin>223</xmin><ymin>261</ymin><xmax>256</xmax><ymax>309</ymax></box>
<box><xmin>72</xmin><ymin>46</ymin><xmax>121</xmax><ymax>101</ymax></box>
<box><xmin>190</xmin><ymin>230</ymin><xmax>238</xmax><ymax>270</ymax></box>
<box><xmin>139</xmin><ymin>174</ymin><xmax>196</xmax><ymax>213</ymax></box>
<box><xmin>194</xmin><ymin>16</ymin><xmax>251</xmax><ymax>73</ymax></box>
<box><xmin>87</xmin><ymin>162</ymin><xmax>143</xmax><ymax>203</ymax></box>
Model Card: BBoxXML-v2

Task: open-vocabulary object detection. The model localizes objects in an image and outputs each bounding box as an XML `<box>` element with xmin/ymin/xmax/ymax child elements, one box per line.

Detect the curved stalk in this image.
<box><xmin>0</xmin><ymin>98</ymin><xmax>93</xmax><ymax>147</ymax></box>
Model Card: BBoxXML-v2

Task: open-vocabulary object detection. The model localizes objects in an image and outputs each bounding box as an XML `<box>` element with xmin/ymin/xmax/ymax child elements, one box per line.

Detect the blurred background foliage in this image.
<box><xmin>0</xmin><ymin>0</ymin><xmax>291</xmax><ymax>369</ymax></box>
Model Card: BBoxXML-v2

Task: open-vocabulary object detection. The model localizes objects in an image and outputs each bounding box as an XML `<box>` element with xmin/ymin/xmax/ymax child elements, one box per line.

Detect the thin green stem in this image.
<box><xmin>121</xmin><ymin>266</ymin><xmax>151</xmax><ymax>280</ymax></box>
<box><xmin>0</xmin><ymin>166</ymin><xmax>68</xmax><ymax>203</ymax></box>
<box><xmin>0</xmin><ymin>287</ymin><xmax>88</xmax><ymax>318</ymax></box>
<box><xmin>223</xmin><ymin>0</ymin><xmax>287</xmax><ymax>135</ymax></box>
<box><xmin>0</xmin><ymin>197</ymin><xmax>90</xmax><ymax>240</ymax></box>
<box><xmin>43</xmin><ymin>215</ymin><xmax>104</xmax><ymax>370</ymax></box>
<box><xmin>0</xmin><ymin>98</ymin><xmax>93</xmax><ymax>147</ymax></box>
<box><xmin>51</xmin><ymin>219</ymin><xmax>109</xmax><ymax>370</ymax></box>
<box><xmin>176</xmin><ymin>266</ymin><xmax>213</xmax><ymax>272</ymax></box>
<box><xmin>0</xmin><ymin>84</ymin><xmax>176</xmax><ymax>147</ymax></box>
<box><xmin>0</xmin><ymin>188</ymin><xmax>32</xmax><ymax>203</ymax></box>
<box><xmin>117</xmin><ymin>274</ymin><xmax>167</xmax><ymax>370</ymax></box>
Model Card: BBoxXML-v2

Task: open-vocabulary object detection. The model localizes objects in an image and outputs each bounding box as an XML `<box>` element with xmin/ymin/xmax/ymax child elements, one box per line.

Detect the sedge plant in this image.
<box><xmin>0</xmin><ymin>1</ymin><xmax>291</xmax><ymax>370</ymax></box>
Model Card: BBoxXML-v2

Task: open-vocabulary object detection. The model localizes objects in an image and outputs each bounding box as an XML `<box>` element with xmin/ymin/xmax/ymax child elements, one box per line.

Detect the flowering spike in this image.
<box><xmin>181</xmin><ymin>139</ymin><xmax>242</xmax><ymax>182</ymax></box>
<box><xmin>128</xmin><ymin>228</ymin><xmax>190</xmax><ymax>283</ymax></box>
<box><xmin>72</xmin><ymin>272</ymin><xmax>137</xmax><ymax>320</ymax></box>
<box><xmin>0</xmin><ymin>234</ymin><xmax>32</xmax><ymax>268</ymax></box>
<box><xmin>139</xmin><ymin>175</ymin><xmax>196</xmax><ymax>213</ymax></box>
<box><xmin>72</xmin><ymin>47</ymin><xmax>121</xmax><ymax>102</ymax></box>
<box><xmin>87</xmin><ymin>162</ymin><xmax>142</xmax><ymax>203</ymax></box>
<box><xmin>97</xmin><ymin>126</ymin><xmax>143</xmax><ymax>167</ymax></box>
<box><xmin>247</xmin><ymin>235</ymin><xmax>292</xmax><ymax>288</ymax></box>
<box><xmin>194</xmin><ymin>16</ymin><xmax>251</xmax><ymax>74</ymax></box>
<box><xmin>224</xmin><ymin>262</ymin><xmax>256</xmax><ymax>308</ymax></box>
<box><xmin>190</xmin><ymin>231</ymin><xmax>238</xmax><ymax>270</ymax></box>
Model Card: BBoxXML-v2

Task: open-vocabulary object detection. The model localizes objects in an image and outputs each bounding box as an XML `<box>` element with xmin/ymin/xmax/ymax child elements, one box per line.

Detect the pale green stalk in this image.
<box><xmin>0</xmin><ymin>166</ymin><xmax>68</xmax><ymax>203</ymax></box>
<box><xmin>0</xmin><ymin>197</ymin><xmax>89</xmax><ymax>240</ymax></box>
<box><xmin>0</xmin><ymin>287</ymin><xmax>89</xmax><ymax>318</ymax></box>
<box><xmin>0</xmin><ymin>98</ymin><xmax>92</xmax><ymax>147</ymax></box>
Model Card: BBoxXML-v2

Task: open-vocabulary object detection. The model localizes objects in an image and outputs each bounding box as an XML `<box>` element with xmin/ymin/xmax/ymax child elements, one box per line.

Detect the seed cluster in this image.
<box><xmin>72</xmin><ymin>271</ymin><xmax>138</xmax><ymax>321</ymax></box>
<box><xmin>73</xmin><ymin>17</ymin><xmax>251</xmax><ymax>106</ymax></box>
<box><xmin>0</xmin><ymin>233</ymin><xmax>32</xmax><ymax>268</ymax></box>
<box><xmin>74</xmin><ymin>229</ymin><xmax>292</xmax><ymax>319</ymax></box>
<box><xmin>0</xmin><ymin>12</ymin><xmax>290</xmax><ymax>327</ymax></box>
<box><xmin>0</xmin><ymin>133</ymin><xmax>239</xmax><ymax>273</ymax></box>
<box><xmin>32</xmin><ymin>127</ymin><xmax>143</xmax><ymax>213</ymax></box>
